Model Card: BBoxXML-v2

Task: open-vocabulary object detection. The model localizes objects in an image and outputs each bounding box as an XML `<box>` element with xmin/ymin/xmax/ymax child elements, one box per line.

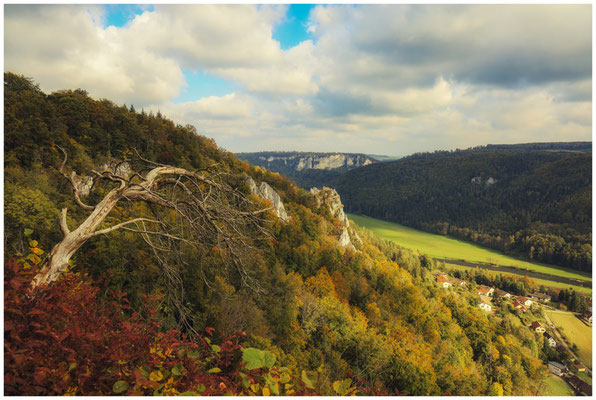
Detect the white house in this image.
<box><xmin>548</xmin><ymin>361</ymin><xmax>568</xmax><ymax>376</ymax></box>
<box><xmin>478</xmin><ymin>296</ymin><xmax>492</xmax><ymax>312</ymax></box>
<box><xmin>544</xmin><ymin>333</ymin><xmax>556</xmax><ymax>348</ymax></box>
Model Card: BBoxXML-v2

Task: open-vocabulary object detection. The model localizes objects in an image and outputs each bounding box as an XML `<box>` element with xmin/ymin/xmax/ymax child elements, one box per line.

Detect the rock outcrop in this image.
<box><xmin>245</xmin><ymin>176</ymin><xmax>290</xmax><ymax>222</ymax></box>
<box><xmin>471</xmin><ymin>176</ymin><xmax>498</xmax><ymax>186</ymax></box>
<box><xmin>310</xmin><ymin>186</ymin><xmax>360</xmax><ymax>251</ymax></box>
<box><xmin>237</xmin><ymin>152</ymin><xmax>376</xmax><ymax>173</ymax></box>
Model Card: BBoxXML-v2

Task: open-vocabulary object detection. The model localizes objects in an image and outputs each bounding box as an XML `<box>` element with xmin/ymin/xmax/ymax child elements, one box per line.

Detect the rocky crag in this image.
<box><xmin>310</xmin><ymin>186</ymin><xmax>361</xmax><ymax>251</ymax></box>
<box><xmin>245</xmin><ymin>176</ymin><xmax>290</xmax><ymax>222</ymax></box>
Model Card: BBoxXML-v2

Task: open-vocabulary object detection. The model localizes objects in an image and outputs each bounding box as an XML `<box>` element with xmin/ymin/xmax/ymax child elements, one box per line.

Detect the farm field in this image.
<box><xmin>348</xmin><ymin>214</ymin><xmax>592</xmax><ymax>293</ymax></box>
<box><xmin>541</xmin><ymin>375</ymin><xmax>574</xmax><ymax>396</ymax></box>
<box><xmin>546</xmin><ymin>311</ymin><xmax>592</xmax><ymax>368</ymax></box>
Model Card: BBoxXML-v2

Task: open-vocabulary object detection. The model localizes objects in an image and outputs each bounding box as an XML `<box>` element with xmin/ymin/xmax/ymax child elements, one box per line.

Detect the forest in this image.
<box><xmin>332</xmin><ymin>145</ymin><xmax>592</xmax><ymax>272</ymax></box>
<box><xmin>5</xmin><ymin>73</ymin><xmax>552</xmax><ymax>395</ymax></box>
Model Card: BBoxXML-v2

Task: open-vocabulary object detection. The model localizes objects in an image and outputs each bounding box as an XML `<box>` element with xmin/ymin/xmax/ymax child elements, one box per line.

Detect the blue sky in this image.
<box><xmin>103</xmin><ymin>4</ymin><xmax>154</xmax><ymax>27</ymax></box>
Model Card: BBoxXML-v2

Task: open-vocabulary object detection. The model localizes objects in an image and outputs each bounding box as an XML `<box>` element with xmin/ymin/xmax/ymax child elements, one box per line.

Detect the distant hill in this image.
<box><xmin>236</xmin><ymin>151</ymin><xmax>378</xmax><ymax>188</ymax></box>
<box><xmin>333</xmin><ymin>143</ymin><xmax>592</xmax><ymax>272</ymax></box>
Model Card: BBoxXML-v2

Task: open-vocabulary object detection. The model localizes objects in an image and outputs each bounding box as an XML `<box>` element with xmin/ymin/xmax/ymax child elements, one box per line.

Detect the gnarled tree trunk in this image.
<box><xmin>32</xmin><ymin>148</ymin><xmax>270</xmax><ymax>290</ymax></box>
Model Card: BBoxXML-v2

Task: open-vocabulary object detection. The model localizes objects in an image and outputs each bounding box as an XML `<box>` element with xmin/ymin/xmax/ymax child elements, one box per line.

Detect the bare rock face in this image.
<box><xmin>296</xmin><ymin>153</ymin><xmax>373</xmax><ymax>171</ymax></box>
<box><xmin>245</xmin><ymin>176</ymin><xmax>290</xmax><ymax>222</ymax></box>
<box><xmin>310</xmin><ymin>186</ymin><xmax>359</xmax><ymax>250</ymax></box>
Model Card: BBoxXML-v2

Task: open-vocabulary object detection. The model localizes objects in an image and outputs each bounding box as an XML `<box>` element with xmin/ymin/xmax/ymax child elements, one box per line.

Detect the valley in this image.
<box><xmin>348</xmin><ymin>213</ymin><xmax>592</xmax><ymax>294</ymax></box>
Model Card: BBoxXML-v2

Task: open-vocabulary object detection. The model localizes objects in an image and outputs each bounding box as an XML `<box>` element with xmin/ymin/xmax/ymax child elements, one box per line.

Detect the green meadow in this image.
<box><xmin>546</xmin><ymin>311</ymin><xmax>592</xmax><ymax>368</ymax></box>
<box><xmin>541</xmin><ymin>375</ymin><xmax>574</xmax><ymax>396</ymax></box>
<box><xmin>348</xmin><ymin>214</ymin><xmax>592</xmax><ymax>293</ymax></box>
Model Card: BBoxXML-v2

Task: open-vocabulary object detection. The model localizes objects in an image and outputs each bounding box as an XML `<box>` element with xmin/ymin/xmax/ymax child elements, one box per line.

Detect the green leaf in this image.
<box><xmin>179</xmin><ymin>391</ymin><xmax>197</xmax><ymax>396</ymax></box>
<box><xmin>171</xmin><ymin>364</ymin><xmax>183</xmax><ymax>377</ymax></box>
<box><xmin>29</xmin><ymin>240</ymin><xmax>38</xmax><ymax>248</ymax></box>
<box><xmin>263</xmin><ymin>351</ymin><xmax>276</xmax><ymax>368</ymax></box>
<box><xmin>242</xmin><ymin>348</ymin><xmax>265</xmax><ymax>370</ymax></box>
<box><xmin>332</xmin><ymin>378</ymin><xmax>352</xmax><ymax>395</ymax></box>
<box><xmin>211</xmin><ymin>344</ymin><xmax>221</xmax><ymax>354</ymax></box>
<box><xmin>207</xmin><ymin>367</ymin><xmax>222</xmax><ymax>374</ymax></box>
<box><xmin>196</xmin><ymin>384</ymin><xmax>206</xmax><ymax>393</ymax></box>
<box><xmin>24</xmin><ymin>228</ymin><xmax>33</xmax><ymax>237</ymax></box>
<box><xmin>279</xmin><ymin>372</ymin><xmax>291</xmax><ymax>384</ymax></box>
<box><xmin>68</xmin><ymin>362</ymin><xmax>78</xmax><ymax>372</ymax></box>
<box><xmin>177</xmin><ymin>348</ymin><xmax>187</xmax><ymax>358</ymax></box>
<box><xmin>241</xmin><ymin>348</ymin><xmax>276</xmax><ymax>370</ymax></box>
<box><xmin>301</xmin><ymin>370</ymin><xmax>315</xmax><ymax>389</ymax></box>
<box><xmin>140</xmin><ymin>365</ymin><xmax>150</xmax><ymax>379</ymax></box>
<box><xmin>187</xmin><ymin>350</ymin><xmax>200</xmax><ymax>359</ymax></box>
<box><xmin>113</xmin><ymin>380</ymin><xmax>129</xmax><ymax>394</ymax></box>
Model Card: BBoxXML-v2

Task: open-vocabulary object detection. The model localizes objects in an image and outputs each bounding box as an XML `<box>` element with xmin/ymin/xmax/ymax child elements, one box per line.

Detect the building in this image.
<box><xmin>548</xmin><ymin>361</ymin><xmax>569</xmax><ymax>376</ymax></box>
<box><xmin>494</xmin><ymin>289</ymin><xmax>511</xmax><ymax>299</ymax></box>
<box><xmin>436</xmin><ymin>275</ymin><xmax>451</xmax><ymax>288</ymax></box>
<box><xmin>531</xmin><ymin>321</ymin><xmax>545</xmax><ymax>334</ymax></box>
<box><xmin>477</xmin><ymin>286</ymin><xmax>494</xmax><ymax>297</ymax></box>
<box><xmin>530</xmin><ymin>292</ymin><xmax>551</xmax><ymax>303</ymax></box>
<box><xmin>567</xmin><ymin>375</ymin><xmax>592</xmax><ymax>396</ymax></box>
<box><xmin>573</xmin><ymin>363</ymin><xmax>586</xmax><ymax>373</ymax></box>
<box><xmin>582</xmin><ymin>312</ymin><xmax>592</xmax><ymax>324</ymax></box>
<box><xmin>478</xmin><ymin>296</ymin><xmax>492</xmax><ymax>312</ymax></box>
<box><xmin>544</xmin><ymin>332</ymin><xmax>557</xmax><ymax>348</ymax></box>
<box><xmin>512</xmin><ymin>300</ymin><xmax>527</xmax><ymax>312</ymax></box>
<box><xmin>517</xmin><ymin>296</ymin><xmax>533</xmax><ymax>307</ymax></box>
<box><xmin>451</xmin><ymin>278</ymin><xmax>467</xmax><ymax>287</ymax></box>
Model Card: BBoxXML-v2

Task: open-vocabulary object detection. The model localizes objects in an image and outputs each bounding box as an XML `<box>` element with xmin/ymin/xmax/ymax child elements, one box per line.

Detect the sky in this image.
<box><xmin>4</xmin><ymin>4</ymin><xmax>592</xmax><ymax>156</ymax></box>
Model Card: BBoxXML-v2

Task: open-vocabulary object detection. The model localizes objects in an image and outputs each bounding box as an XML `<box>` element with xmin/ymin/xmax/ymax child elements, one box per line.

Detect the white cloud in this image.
<box><xmin>4</xmin><ymin>4</ymin><xmax>592</xmax><ymax>156</ymax></box>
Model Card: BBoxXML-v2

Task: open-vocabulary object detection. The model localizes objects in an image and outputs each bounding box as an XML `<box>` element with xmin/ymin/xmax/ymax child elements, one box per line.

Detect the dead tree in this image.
<box><xmin>32</xmin><ymin>147</ymin><xmax>271</xmax><ymax>290</ymax></box>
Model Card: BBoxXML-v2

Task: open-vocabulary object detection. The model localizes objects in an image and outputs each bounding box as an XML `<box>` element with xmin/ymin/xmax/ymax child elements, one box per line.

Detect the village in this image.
<box><xmin>435</xmin><ymin>271</ymin><xmax>592</xmax><ymax>396</ymax></box>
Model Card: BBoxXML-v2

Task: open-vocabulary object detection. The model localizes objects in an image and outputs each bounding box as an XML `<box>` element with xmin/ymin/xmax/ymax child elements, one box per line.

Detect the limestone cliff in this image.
<box><xmin>245</xmin><ymin>176</ymin><xmax>290</xmax><ymax>222</ymax></box>
<box><xmin>237</xmin><ymin>152</ymin><xmax>376</xmax><ymax>173</ymax></box>
<box><xmin>310</xmin><ymin>186</ymin><xmax>361</xmax><ymax>251</ymax></box>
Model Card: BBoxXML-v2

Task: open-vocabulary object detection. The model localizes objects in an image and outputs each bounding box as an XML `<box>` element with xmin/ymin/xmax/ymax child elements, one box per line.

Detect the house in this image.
<box><xmin>544</xmin><ymin>332</ymin><xmax>557</xmax><ymax>348</ymax></box>
<box><xmin>582</xmin><ymin>312</ymin><xmax>592</xmax><ymax>324</ymax></box>
<box><xmin>530</xmin><ymin>292</ymin><xmax>551</xmax><ymax>303</ymax></box>
<box><xmin>477</xmin><ymin>286</ymin><xmax>494</xmax><ymax>297</ymax></box>
<box><xmin>436</xmin><ymin>275</ymin><xmax>451</xmax><ymax>288</ymax></box>
<box><xmin>478</xmin><ymin>296</ymin><xmax>492</xmax><ymax>312</ymax></box>
<box><xmin>517</xmin><ymin>296</ymin><xmax>533</xmax><ymax>307</ymax></box>
<box><xmin>567</xmin><ymin>375</ymin><xmax>592</xmax><ymax>396</ymax></box>
<box><xmin>547</xmin><ymin>361</ymin><xmax>569</xmax><ymax>376</ymax></box>
<box><xmin>451</xmin><ymin>278</ymin><xmax>467</xmax><ymax>287</ymax></box>
<box><xmin>573</xmin><ymin>363</ymin><xmax>586</xmax><ymax>373</ymax></box>
<box><xmin>494</xmin><ymin>289</ymin><xmax>511</xmax><ymax>299</ymax></box>
<box><xmin>512</xmin><ymin>300</ymin><xmax>527</xmax><ymax>312</ymax></box>
<box><xmin>531</xmin><ymin>321</ymin><xmax>545</xmax><ymax>334</ymax></box>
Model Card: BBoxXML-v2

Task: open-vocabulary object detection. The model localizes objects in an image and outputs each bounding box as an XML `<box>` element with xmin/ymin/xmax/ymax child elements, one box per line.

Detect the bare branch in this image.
<box><xmin>59</xmin><ymin>208</ymin><xmax>70</xmax><ymax>236</ymax></box>
<box><xmin>91</xmin><ymin>218</ymin><xmax>164</xmax><ymax>237</ymax></box>
<box><xmin>55</xmin><ymin>145</ymin><xmax>96</xmax><ymax>211</ymax></box>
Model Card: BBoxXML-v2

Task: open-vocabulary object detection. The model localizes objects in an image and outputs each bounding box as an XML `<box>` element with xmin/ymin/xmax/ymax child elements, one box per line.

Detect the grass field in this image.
<box><xmin>540</xmin><ymin>375</ymin><xmax>574</xmax><ymax>396</ymax></box>
<box><xmin>348</xmin><ymin>214</ymin><xmax>592</xmax><ymax>293</ymax></box>
<box><xmin>546</xmin><ymin>311</ymin><xmax>592</xmax><ymax>368</ymax></box>
<box><xmin>445</xmin><ymin>263</ymin><xmax>591</xmax><ymax>294</ymax></box>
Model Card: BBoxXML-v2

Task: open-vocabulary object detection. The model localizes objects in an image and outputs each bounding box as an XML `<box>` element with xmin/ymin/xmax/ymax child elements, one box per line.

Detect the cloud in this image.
<box><xmin>4</xmin><ymin>4</ymin><xmax>592</xmax><ymax>156</ymax></box>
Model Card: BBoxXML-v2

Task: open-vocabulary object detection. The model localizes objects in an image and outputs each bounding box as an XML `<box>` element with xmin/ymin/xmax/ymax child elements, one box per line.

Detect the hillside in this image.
<box><xmin>236</xmin><ymin>151</ymin><xmax>377</xmax><ymax>188</ymax></box>
<box><xmin>333</xmin><ymin>145</ymin><xmax>592</xmax><ymax>272</ymax></box>
<box><xmin>5</xmin><ymin>73</ymin><xmax>551</xmax><ymax>396</ymax></box>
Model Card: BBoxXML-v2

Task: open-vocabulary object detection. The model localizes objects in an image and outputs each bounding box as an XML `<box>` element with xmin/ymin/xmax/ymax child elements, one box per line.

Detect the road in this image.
<box><xmin>543</xmin><ymin>310</ymin><xmax>592</xmax><ymax>376</ymax></box>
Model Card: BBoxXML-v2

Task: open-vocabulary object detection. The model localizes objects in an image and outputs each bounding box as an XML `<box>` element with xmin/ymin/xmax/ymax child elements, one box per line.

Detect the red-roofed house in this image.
<box><xmin>436</xmin><ymin>275</ymin><xmax>451</xmax><ymax>288</ymax></box>
<box><xmin>476</xmin><ymin>286</ymin><xmax>494</xmax><ymax>296</ymax></box>
<box><xmin>531</xmin><ymin>321</ymin><xmax>545</xmax><ymax>333</ymax></box>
